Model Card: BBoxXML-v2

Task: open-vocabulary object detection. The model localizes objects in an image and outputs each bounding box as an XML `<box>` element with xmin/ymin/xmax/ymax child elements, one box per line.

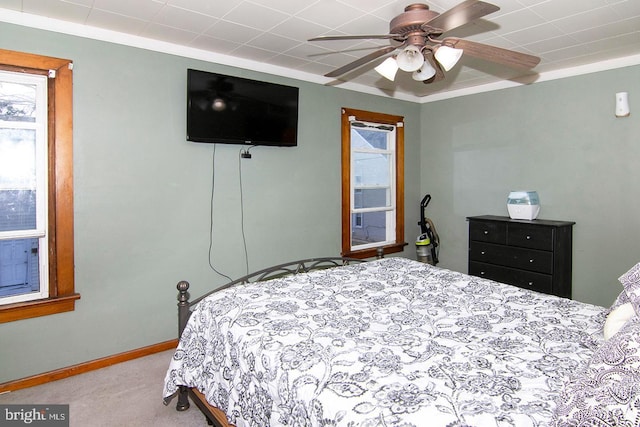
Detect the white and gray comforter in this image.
<box><xmin>163</xmin><ymin>257</ymin><xmax>606</xmax><ymax>426</ymax></box>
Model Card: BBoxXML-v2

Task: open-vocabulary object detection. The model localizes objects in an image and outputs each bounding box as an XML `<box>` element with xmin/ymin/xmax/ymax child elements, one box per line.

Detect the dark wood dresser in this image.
<box><xmin>467</xmin><ymin>215</ymin><xmax>575</xmax><ymax>298</ymax></box>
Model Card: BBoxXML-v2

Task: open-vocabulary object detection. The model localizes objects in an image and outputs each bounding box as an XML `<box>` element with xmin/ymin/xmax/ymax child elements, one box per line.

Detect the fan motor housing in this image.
<box><xmin>390</xmin><ymin>3</ymin><xmax>439</xmax><ymax>35</ymax></box>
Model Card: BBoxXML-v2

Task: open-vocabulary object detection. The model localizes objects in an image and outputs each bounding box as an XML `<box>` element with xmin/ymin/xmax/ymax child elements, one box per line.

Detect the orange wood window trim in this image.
<box><xmin>341</xmin><ymin>108</ymin><xmax>406</xmax><ymax>259</ymax></box>
<box><xmin>0</xmin><ymin>48</ymin><xmax>78</xmax><ymax>323</ymax></box>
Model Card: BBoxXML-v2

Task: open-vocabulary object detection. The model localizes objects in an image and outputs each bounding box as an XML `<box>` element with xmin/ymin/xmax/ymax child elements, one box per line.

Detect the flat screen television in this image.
<box><xmin>187</xmin><ymin>69</ymin><xmax>299</xmax><ymax>146</ymax></box>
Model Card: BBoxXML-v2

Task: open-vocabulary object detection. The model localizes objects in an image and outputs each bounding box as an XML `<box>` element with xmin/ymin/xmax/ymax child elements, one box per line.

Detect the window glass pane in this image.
<box><xmin>354</xmin><ymin>189</ymin><xmax>363</xmax><ymax>208</ymax></box>
<box><xmin>351</xmin><ymin>128</ymin><xmax>388</xmax><ymax>150</ymax></box>
<box><xmin>353</xmin><ymin>152</ymin><xmax>390</xmax><ymax>187</ymax></box>
<box><xmin>0</xmin><ymin>238</ymin><xmax>40</xmax><ymax>298</ymax></box>
<box><xmin>351</xmin><ymin>211</ymin><xmax>387</xmax><ymax>247</ymax></box>
<box><xmin>0</xmin><ymin>129</ymin><xmax>37</xmax><ymax>189</ymax></box>
<box><xmin>0</xmin><ymin>190</ymin><xmax>36</xmax><ymax>232</ymax></box>
<box><xmin>0</xmin><ymin>80</ymin><xmax>37</xmax><ymax>122</ymax></box>
<box><xmin>0</xmin><ymin>129</ymin><xmax>38</xmax><ymax>232</ymax></box>
<box><xmin>354</xmin><ymin>213</ymin><xmax>362</xmax><ymax>228</ymax></box>
<box><xmin>355</xmin><ymin>188</ymin><xmax>390</xmax><ymax>209</ymax></box>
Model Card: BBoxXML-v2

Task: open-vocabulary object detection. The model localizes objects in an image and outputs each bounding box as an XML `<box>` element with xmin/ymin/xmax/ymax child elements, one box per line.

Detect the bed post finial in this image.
<box><xmin>376</xmin><ymin>247</ymin><xmax>384</xmax><ymax>259</ymax></box>
<box><xmin>177</xmin><ymin>280</ymin><xmax>190</xmax><ymax>302</ymax></box>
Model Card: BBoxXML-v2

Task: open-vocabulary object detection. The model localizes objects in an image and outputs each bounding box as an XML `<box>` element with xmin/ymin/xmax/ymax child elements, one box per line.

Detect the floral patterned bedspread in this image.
<box><xmin>163</xmin><ymin>257</ymin><xmax>606</xmax><ymax>427</ymax></box>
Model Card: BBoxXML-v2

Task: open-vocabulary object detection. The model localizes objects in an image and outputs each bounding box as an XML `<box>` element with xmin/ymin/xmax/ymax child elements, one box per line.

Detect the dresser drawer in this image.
<box><xmin>469</xmin><ymin>220</ymin><xmax>506</xmax><ymax>244</ymax></box>
<box><xmin>469</xmin><ymin>261</ymin><xmax>553</xmax><ymax>294</ymax></box>
<box><xmin>469</xmin><ymin>241</ymin><xmax>553</xmax><ymax>274</ymax></box>
<box><xmin>507</xmin><ymin>223</ymin><xmax>553</xmax><ymax>250</ymax></box>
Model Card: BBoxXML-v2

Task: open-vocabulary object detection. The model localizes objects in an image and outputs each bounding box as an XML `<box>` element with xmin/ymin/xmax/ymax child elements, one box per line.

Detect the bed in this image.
<box><xmin>163</xmin><ymin>256</ymin><xmax>640</xmax><ymax>426</ymax></box>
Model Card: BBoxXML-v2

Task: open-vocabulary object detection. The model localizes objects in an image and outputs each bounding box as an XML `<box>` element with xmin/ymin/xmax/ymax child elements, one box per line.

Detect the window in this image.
<box><xmin>1</xmin><ymin>71</ymin><xmax>48</xmax><ymax>305</ymax></box>
<box><xmin>0</xmin><ymin>49</ymin><xmax>78</xmax><ymax>323</ymax></box>
<box><xmin>341</xmin><ymin>108</ymin><xmax>406</xmax><ymax>258</ymax></box>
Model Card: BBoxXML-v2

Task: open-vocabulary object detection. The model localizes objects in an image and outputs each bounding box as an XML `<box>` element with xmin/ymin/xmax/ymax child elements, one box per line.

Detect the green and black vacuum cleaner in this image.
<box><xmin>416</xmin><ymin>194</ymin><xmax>439</xmax><ymax>265</ymax></box>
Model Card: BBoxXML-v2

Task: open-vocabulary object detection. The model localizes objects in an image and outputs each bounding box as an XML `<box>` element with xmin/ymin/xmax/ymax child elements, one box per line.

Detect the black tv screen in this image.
<box><xmin>187</xmin><ymin>69</ymin><xmax>298</xmax><ymax>146</ymax></box>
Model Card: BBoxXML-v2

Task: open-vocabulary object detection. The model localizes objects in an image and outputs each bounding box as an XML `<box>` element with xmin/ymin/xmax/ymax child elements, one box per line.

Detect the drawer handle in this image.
<box><xmin>481</xmin><ymin>251</ymin><xmax>486</xmax><ymax>255</ymax></box>
<box><xmin>529</xmin><ymin>259</ymin><xmax>534</xmax><ymax>263</ymax></box>
<box><xmin>483</xmin><ymin>231</ymin><xmax>489</xmax><ymax>235</ymax></box>
<box><xmin>528</xmin><ymin>281</ymin><xmax>534</xmax><ymax>286</ymax></box>
<box><xmin>480</xmin><ymin>271</ymin><xmax>485</xmax><ymax>275</ymax></box>
<box><xmin>526</xmin><ymin>235</ymin><xmax>531</xmax><ymax>240</ymax></box>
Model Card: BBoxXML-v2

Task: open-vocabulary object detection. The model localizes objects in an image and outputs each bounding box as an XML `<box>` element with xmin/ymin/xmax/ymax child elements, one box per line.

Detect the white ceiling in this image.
<box><xmin>1</xmin><ymin>0</ymin><xmax>639</xmax><ymax>101</ymax></box>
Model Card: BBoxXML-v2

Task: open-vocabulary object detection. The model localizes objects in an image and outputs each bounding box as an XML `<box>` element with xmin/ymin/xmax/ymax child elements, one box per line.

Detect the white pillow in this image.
<box><xmin>619</xmin><ymin>262</ymin><xmax>640</xmax><ymax>315</ymax></box>
<box><xmin>603</xmin><ymin>302</ymin><xmax>636</xmax><ymax>340</ymax></box>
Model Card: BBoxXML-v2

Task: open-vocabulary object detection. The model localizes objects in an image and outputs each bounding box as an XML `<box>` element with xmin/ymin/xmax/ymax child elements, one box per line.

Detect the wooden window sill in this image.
<box><xmin>343</xmin><ymin>242</ymin><xmax>408</xmax><ymax>260</ymax></box>
<box><xmin>0</xmin><ymin>294</ymin><xmax>81</xmax><ymax>323</ymax></box>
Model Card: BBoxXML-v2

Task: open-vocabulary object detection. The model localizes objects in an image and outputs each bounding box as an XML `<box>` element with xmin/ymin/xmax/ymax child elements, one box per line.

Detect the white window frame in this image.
<box><xmin>0</xmin><ymin>70</ymin><xmax>49</xmax><ymax>304</ymax></box>
<box><xmin>349</xmin><ymin>120</ymin><xmax>397</xmax><ymax>251</ymax></box>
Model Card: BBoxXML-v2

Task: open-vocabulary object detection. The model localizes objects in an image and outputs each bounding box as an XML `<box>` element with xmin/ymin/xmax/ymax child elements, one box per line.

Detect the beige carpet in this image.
<box><xmin>0</xmin><ymin>350</ymin><xmax>209</xmax><ymax>426</ymax></box>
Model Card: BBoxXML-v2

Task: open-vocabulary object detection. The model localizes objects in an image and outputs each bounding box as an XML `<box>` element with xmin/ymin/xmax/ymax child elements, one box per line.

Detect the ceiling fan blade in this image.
<box><xmin>324</xmin><ymin>45</ymin><xmax>399</xmax><ymax>78</ymax></box>
<box><xmin>443</xmin><ymin>37</ymin><xmax>540</xmax><ymax>69</ymax></box>
<box><xmin>423</xmin><ymin>0</ymin><xmax>499</xmax><ymax>34</ymax></box>
<box><xmin>309</xmin><ymin>34</ymin><xmax>404</xmax><ymax>42</ymax></box>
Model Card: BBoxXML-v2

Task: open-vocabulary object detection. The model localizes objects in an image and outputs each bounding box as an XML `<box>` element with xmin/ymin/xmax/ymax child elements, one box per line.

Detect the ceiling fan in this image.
<box><xmin>308</xmin><ymin>0</ymin><xmax>540</xmax><ymax>84</ymax></box>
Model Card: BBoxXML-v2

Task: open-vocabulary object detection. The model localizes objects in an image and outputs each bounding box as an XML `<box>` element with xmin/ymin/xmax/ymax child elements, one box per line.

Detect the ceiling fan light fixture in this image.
<box><xmin>308</xmin><ymin>2</ymin><xmax>541</xmax><ymax>86</ymax></box>
<box><xmin>396</xmin><ymin>45</ymin><xmax>425</xmax><ymax>72</ymax></box>
<box><xmin>412</xmin><ymin>62</ymin><xmax>436</xmax><ymax>81</ymax></box>
<box><xmin>434</xmin><ymin>45</ymin><xmax>463</xmax><ymax>71</ymax></box>
<box><xmin>375</xmin><ymin>57</ymin><xmax>399</xmax><ymax>81</ymax></box>
<box><xmin>212</xmin><ymin>97</ymin><xmax>227</xmax><ymax>112</ymax></box>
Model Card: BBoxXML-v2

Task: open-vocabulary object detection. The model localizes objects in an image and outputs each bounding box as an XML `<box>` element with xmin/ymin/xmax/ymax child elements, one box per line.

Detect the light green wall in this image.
<box><xmin>420</xmin><ymin>66</ymin><xmax>640</xmax><ymax>307</ymax></box>
<box><xmin>0</xmin><ymin>23</ymin><xmax>421</xmax><ymax>382</ymax></box>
